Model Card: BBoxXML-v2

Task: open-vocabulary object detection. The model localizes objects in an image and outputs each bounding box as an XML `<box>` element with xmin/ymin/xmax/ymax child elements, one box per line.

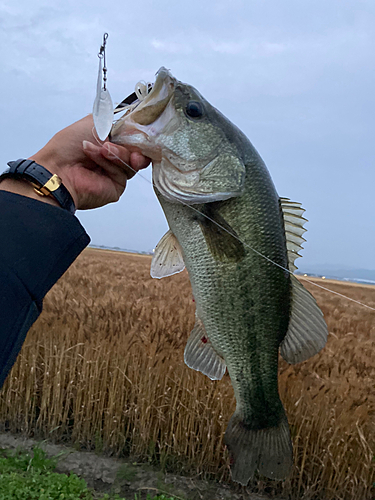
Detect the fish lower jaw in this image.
<box><xmin>110</xmin><ymin>128</ymin><xmax>161</xmax><ymax>162</ymax></box>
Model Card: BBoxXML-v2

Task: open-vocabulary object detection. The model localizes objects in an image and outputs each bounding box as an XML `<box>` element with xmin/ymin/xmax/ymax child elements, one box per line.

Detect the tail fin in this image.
<box><xmin>224</xmin><ymin>411</ymin><xmax>293</xmax><ymax>484</ymax></box>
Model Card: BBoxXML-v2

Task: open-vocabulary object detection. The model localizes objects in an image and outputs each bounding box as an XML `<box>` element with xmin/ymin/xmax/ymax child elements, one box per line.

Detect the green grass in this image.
<box><xmin>0</xmin><ymin>446</ymin><xmax>178</xmax><ymax>500</ymax></box>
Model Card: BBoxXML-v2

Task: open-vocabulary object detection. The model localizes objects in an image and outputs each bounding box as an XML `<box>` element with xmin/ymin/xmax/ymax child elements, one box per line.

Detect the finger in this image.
<box><xmin>82</xmin><ymin>141</ymin><xmax>129</xmax><ymax>187</ymax></box>
<box><xmin>130</xmin><ymin>152</ymin><xmax>151</xmax><ymax>171</ymax></box>
<box><xmin>100</xmin><ymin>143</ymin><xmax>138</xmax><ymax>179</ymax></box>
<box><xmin>103</xmin><ymin>143</ymin><xmax>150</xmax><ymax>173</ymax></box>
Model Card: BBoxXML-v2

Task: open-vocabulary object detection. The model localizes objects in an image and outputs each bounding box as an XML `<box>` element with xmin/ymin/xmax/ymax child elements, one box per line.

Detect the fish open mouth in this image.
<box><xmin>111</xmin><ymin>67</ymin><xmax>176</xmax><ymax>132</ymax></box>
<box><xmin>110</xmin><ymin>67</ymin><xmax>247</xmax><ymax>204</ymax></box>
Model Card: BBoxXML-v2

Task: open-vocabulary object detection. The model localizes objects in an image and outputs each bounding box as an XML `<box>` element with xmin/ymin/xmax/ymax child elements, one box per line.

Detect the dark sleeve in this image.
<box><xmin>0</xmin><ymin>192</ymin><xmax>90</xmax><ymax>387</ymax></box>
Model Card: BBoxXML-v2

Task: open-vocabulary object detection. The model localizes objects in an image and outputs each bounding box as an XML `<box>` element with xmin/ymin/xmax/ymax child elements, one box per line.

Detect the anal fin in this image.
<box><xmin>184</xmin><ymin>315</ymin><xmax>226</xmax><ymax>380</ymax></box>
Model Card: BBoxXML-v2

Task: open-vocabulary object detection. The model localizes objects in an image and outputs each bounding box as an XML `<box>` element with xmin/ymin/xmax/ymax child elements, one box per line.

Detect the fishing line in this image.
<box><xmin>91</xmin><ymin>127</ymin><xmax>375</xmax><ymax>313</ymax></box>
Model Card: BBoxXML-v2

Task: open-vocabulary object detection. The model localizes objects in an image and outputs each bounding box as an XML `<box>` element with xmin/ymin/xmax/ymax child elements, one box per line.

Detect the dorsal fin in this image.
<box><xmin>280</xmin><ymin>197</ymin><xmax>307</xmax><ymax>272</ymax></box>
<box><xmin>150</xmin><ymin>230</ymin><xmax>185</xmax><ymax>279</ymax></box>
<box><xmin>280</xmin><ymin>275</ymin><xmax>328</xmax><ymax>364</ymax></box>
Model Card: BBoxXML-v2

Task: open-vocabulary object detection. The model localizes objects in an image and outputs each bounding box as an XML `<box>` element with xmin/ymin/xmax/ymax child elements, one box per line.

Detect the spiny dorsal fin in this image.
<box><xmin>184</xmin><ymin>314</ymin><xmax>226</xmax><ymax>380</ymax></box>
<box><xmin>280</xmin><ymin>275</ymin><xmax>328</xmax><ymax>364</ymax></box>
<box><xmin>280</xmin><ymin>197</ymin><xmax>307</xmax><ymax>272</ymax></box>
<box><xmin>150</xmin><ymin>230</ymin><xmax>185</xmax><ymax>279</ymax></box>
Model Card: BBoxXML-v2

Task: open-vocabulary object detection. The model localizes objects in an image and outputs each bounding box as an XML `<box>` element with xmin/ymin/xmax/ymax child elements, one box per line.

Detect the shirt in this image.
<box><xmin>0</xmin><ymin>191</ymin><xmax>90</xmax><ymax>387</ymax></box>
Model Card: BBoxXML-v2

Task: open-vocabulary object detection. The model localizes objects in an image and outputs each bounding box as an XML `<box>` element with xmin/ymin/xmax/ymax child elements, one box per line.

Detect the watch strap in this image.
<box><xmin>0</xmin><ymin>159</ymin><xmax>76</xmax><ymax>214</ymax></box>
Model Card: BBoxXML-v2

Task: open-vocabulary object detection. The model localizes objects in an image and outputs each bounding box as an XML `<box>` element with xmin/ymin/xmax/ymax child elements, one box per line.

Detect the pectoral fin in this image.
<box><xmin>184</xmin><ymin>314</ymin><xmax>226</xmax><ymax>380</ymax></box>
<box><xmin>197</xmin><ymin>203</ymin><xmax>245</xmax><ymax>263</ymax></box>
<box><xmin>280</xmin><ymin>275</ymin><xmax>328</xmax><ymax>364</ymax></box>
<box><xmin>150</xmin><ymin>230</ymin><xmax>185</xmax><ymax>279</ymax></box>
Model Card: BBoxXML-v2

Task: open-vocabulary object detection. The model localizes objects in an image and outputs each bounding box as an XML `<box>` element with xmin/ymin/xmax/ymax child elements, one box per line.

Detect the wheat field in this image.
<box><xmin>0</xmin><ymin>248</ymin><xmax>374</xmax><ymax>499</ymax></box>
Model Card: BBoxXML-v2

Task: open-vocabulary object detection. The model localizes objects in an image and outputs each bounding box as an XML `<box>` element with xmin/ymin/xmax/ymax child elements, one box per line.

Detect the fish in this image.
<box><xmin>110</xmin><ymin>67</ymin><xmax>328</xmax><ymax>485</ymax></box>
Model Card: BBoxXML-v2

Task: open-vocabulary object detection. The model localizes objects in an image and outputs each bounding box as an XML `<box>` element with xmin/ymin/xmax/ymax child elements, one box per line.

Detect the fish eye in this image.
<box><xmin>186</xmin><ymin>101</ymin><xmax>203</xmax><ymax>118</ymax></box>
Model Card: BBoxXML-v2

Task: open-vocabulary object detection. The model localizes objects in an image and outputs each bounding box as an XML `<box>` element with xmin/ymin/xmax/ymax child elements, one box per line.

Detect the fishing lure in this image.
<box><xmin>93</xmin><ymin>33</ymin><xmax>114</xmax><ymax>141</ymax></box>
<box><xmin>113</xmin><ymin>80</ymin><xmax>153</xmax><ymax>118</ymax></box>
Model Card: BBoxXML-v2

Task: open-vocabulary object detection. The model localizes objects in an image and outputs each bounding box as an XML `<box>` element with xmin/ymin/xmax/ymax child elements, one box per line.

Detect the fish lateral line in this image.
<box><xmin>90</xmin><ymin>127</ymin><xmax>375</xmax><ymax>313</ymax></box>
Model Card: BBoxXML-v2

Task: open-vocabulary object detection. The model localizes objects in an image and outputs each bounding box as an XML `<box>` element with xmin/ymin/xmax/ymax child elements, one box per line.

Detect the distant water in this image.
<box><xmin>90</xmin><ymin>245</ymin><xmax>375</xmax><ymax>286</ymax></box>
<box><xmin>297</xmin><ymin>272</ymin><xmax>375</xmax><ymax>286</ymax></box>
<box><xmin>342</xmin><ymin>277</ymin><xmax>375</xmax><ymax>285</ymax></box>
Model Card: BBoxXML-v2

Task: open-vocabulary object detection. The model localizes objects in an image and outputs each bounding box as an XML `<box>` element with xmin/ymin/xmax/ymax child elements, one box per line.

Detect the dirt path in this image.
<box><xmin>0</xmin><ymin>433</ymin><xmax>280</xmax><ymax>500</ymax></box>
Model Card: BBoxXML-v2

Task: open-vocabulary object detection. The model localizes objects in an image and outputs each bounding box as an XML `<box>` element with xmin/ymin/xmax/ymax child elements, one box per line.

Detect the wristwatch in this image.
<box><xmin>0</xmin><ymin>159</ymin><xmax>76</xmax><ymax>214</ymax></box>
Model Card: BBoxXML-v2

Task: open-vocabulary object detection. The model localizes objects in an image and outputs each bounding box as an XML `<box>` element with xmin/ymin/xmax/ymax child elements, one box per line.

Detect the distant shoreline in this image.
<box><xmin>298</xmin><ymin>275</ymin><xmax>375</xmax><ymax>289</ymax></box>
<box><xmin>87</xmin><ymin>245</ymin><xmax>374</xmax><ymax>287</ymax></box>
<box><xmin>296</xmin><ymin>273</ymin><xmax>375</xmax><ymax>287</ymax></box>
<box><xmin>87</xmin><ymin>246</ymin><xmax>152</xmax><ymax>259</ymax></box>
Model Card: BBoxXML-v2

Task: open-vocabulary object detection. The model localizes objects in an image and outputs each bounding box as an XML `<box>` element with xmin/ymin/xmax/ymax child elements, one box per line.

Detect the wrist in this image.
<box><xmin>0</xmin><ymin>177</ymin><xmax>61</xmax><ymax>208</ymax></box>
<box><xmin>29</xmin><ymin>153</ymin><xmax>78</xmax><ymax>208</ymax></box>
<box><xmin>0</xmin><ymin>159</ymin><xmax>76</xmax><ymax>213</ymax></box>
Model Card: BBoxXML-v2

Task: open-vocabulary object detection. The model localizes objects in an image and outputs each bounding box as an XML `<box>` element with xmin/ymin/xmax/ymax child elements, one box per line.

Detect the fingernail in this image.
<box><xmin>104</xmin><ymin>143</ymin><xmax>120</xmax><ymax>159</ymax></box>
<box><xmin>82</xmin><ymin>140</ymin><xmax>93</xmax><ymax>150</ymax></box>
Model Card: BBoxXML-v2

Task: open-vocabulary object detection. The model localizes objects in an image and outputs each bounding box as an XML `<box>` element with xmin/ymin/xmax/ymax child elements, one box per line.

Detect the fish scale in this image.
<box><xmin>110</xmin><ymin>67</ymin><xmax>328</xmax><ymax>484</ymax></box>
<box><xmin>156</xmin><ymin>162</ymin><xmax>292</xmax><ymax>477</ymax></box>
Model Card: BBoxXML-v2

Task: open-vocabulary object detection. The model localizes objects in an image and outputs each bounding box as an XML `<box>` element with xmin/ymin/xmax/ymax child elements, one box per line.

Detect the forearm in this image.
<box><xmin>0</xmin><ymin>116</ymin><xmax>149</xmax><ymax>388</ymax></box>
<box><xmin>0</xmin><ymin>190</ymin><xmax>90</xmax><ymax>387</ymax></box>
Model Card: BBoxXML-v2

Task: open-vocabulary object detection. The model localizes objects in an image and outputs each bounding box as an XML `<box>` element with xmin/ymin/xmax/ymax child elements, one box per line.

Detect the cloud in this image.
<box><xmin>151</xmin><ymin>39</ymin><xmax>193</xmax><ymax>55</ymax></box>
<box><xmin>209</xmin><ymin>40</ymin><xmax>249</xmax><ymax>55</ymax></box>
<box><xmin>151</xmin><ymin>36</ymin><xmax>251</xmax><ymax>56</ymax></box>
<box><xmin>1</xmin><ymin>0</ymin><xmax>375</xmax><ymax>269</ymax></box>
<box><xmin>259</xmin><ymin>42</ymin><xmax>289</xmax><ymax>55</ymax></box>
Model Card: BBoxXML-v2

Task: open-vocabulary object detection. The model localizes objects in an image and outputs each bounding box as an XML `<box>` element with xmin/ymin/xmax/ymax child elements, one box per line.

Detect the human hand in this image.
<box><xmin>28</xmin><ymin>115</ymin><xmax>150</xmax><ymax>210</ymax></box>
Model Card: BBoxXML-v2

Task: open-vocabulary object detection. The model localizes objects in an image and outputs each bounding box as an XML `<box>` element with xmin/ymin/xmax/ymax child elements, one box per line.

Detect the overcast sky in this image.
<box><xmin>1</xmin><ymin>0</ymin><xmax>374</xmax><ymax>272</ymax></box>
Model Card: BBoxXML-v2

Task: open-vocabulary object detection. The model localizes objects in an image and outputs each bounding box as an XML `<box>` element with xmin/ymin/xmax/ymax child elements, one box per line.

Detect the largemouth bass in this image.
<box><xmin>110</xmin><ymin>68</ymin><xmax>328</xmax><ymax>484</ymax></box>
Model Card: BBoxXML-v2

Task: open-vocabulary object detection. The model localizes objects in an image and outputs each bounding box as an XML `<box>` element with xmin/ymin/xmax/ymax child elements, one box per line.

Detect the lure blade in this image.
<box><xmin>93</xmin><ymin>50</ymin><xmax>114</xmax><ymax>141</ymax></box>
<box><xmin>93</xmin><ymin>89</ymin><xmax>113</xmax><ymax>141</ymax></box>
